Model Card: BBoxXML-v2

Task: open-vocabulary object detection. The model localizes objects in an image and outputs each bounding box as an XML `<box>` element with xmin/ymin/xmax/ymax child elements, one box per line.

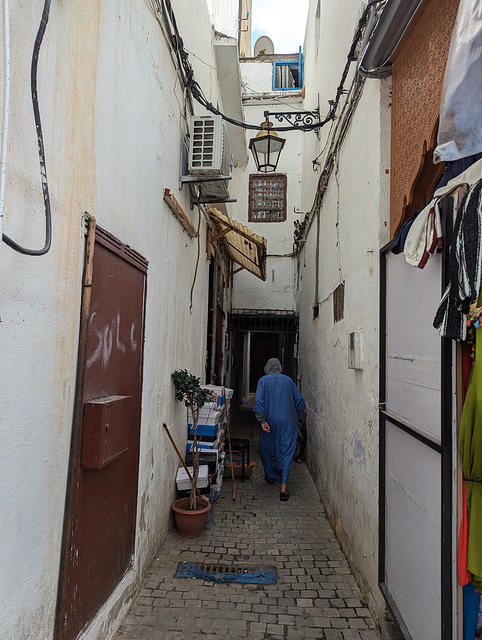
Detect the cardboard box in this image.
<box><xmin>185</xmin><ymin>450</ymin><xmax>218</xmax><ymax>474</ymax></box>
<box><xmin>187</xmin><ymin>406</ymin><xmax>223</xmax><ymax>420</ymax></box>
<box><xmin>201</xmin><ymin>385</ymin><xmax>226</xmax><ymax>407</ymax></box>
<box><xmin>223</xmin><ymin>460</ymin><xmax>256</xmax><ymax>478</ymax></box>
<box><xmin>187</xmin><ymin>412</ymin><xmax>222</xmax><ymax>427</ymax></box>
<box><xmin>176</xmin><ymin>465</ymin><xmax>209</xmax><ymax>491</ymax></box>
<box><xmin>186</xmin><ymin>438</ymin><xmax>219</xmax><ymax>452</ymax></box>
<box><xmin>187</xmin><ymin>425</ymin><xmax>219</xmax><ymax>442</ymax></box>
<box><xmin>188</xmin><ymin>423</ymin><xmax>219</xmax><ymax>438</ymax></box>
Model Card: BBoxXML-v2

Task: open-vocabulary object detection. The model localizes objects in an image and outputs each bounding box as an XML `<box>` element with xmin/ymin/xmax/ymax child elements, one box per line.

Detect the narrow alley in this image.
<box><xmin>3</xmin><ymin>1</ymin><xmax>481</xmax><ymax>639</ymax></box>
<box><xmin>115</xmin><ymin>412</ymin><xmax>380</xmax><ymax>640</ymax></box>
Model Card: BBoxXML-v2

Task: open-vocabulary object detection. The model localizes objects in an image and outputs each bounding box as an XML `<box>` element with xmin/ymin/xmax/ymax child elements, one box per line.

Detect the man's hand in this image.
<box><xmin>261</xmin><ymin>422</ymin><xmax>270</xmax><ymax>433</ymax></box>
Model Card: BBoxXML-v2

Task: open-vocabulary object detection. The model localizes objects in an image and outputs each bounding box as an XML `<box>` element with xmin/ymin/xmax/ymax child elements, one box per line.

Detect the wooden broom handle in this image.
<box><xmin>163</xmin><ymin>422</ymin><xmax>203</xmax><ymax>500</ymax></box>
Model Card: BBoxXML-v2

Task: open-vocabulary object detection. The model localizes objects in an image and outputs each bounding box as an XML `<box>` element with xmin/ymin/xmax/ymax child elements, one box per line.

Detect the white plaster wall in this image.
<box><xmin>0</xmin><ymin>1</ymin><xmax>237</xmax><ymax>639</ymax></box>
<box><xmin>233</xmin><ymin>59</ymin><xmax>303</xmax><ymax>312</ymax></box>
<box><xmin>207</xmin><ymin>0</ymin><xmax>238</xmax><ymax>37</ymax></box>
<box><xmin>298</xmin><ymin>0</ymin><xmax>391</xmax><ymax>623</ymax></box>
<box><xmin>241</xmin><ymin>57</ymin><xmax>274</xmax><ymax>93</ymax></box>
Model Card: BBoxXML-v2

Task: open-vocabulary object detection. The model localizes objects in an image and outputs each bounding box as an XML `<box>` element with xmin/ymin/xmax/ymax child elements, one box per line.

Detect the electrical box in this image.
<box><xmin>188</xmin><ymin>115</ymin><xmax>232</xmax><ymax>199</ymax></box>
<box><xmin>348</xmin><ymin>330</ymin><xmax>363</xmax><ymax>370</ymax></box>
<box><xmin>81</xmin><ymin>395</ymin><xmax>132</xmax><ymax>469</ymax></box>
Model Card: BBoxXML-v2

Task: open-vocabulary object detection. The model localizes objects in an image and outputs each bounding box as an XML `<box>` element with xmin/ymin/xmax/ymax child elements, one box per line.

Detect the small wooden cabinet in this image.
<box><xmin>81</xmin><ymin>395</ymin><xmax>132</xmax><ymax>469</ymax></box>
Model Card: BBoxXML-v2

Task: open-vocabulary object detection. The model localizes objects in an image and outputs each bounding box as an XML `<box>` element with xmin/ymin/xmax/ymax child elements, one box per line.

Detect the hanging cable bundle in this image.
<box><xmin>2</xmin><ymin>0</ymin><xmax>52</xmax><ymax>256</ymax></box>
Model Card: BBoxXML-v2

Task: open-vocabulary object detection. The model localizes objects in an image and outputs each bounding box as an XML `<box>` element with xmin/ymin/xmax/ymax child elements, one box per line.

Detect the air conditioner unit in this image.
<box><xmin>188</xmin><ymin>115</ymin><xmax>232</xmax><ymax>199</ymax></box>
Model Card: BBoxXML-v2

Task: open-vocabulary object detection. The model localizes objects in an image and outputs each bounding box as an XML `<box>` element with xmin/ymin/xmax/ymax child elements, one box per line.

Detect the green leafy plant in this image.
<box><xmin>171</xmin><ymin>369</ymin><xmax>212</xmax><ymax>510</ymax></box>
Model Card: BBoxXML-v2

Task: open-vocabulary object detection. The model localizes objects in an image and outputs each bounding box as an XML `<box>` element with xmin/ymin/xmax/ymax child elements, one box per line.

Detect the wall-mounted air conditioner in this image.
<box><xmin>188</xmin><ymin>115</ymin><xmax>232</xmax><ymax>199</ymax></box>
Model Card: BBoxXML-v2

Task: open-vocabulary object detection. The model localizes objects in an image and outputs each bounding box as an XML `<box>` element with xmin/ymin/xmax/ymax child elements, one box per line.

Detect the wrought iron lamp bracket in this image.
<box><xmin>263</xmin><ymin>107</ymin><xmax>321</xmax><ymax>129</ymax></box>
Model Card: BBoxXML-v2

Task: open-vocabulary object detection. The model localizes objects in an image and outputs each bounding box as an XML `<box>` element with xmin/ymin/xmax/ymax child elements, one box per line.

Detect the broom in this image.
<box><xmin>163</xmin><ymin>422</ymin><xmax>204</xmax><ymax>501</ymax></box>
<box><xmin>224</xmin><ymin>405</ymin><xmax>237</xmax><ymax>501</ymax></box>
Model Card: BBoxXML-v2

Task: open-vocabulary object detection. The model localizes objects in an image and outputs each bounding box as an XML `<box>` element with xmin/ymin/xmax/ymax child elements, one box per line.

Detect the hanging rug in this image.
<box><xmin>175</xmin><ymin>561</ymin><xmax>279</xmax><ymax>584</ymax></box>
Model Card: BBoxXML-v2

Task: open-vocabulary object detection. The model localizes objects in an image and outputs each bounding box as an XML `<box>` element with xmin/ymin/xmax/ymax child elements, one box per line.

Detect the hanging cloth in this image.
<box><xmin>459</xmin><ymin>319</ymin><xmax>482</xmax><ymax>592</ymax></box>
<box><xmin>433</xmin><ymin>178</ymin><xmax>482</xmax><ymax>341</ymax></box>
<box><xmin>404</xmin><ymin>159</ymin><xmax>482</xmax><ymax>270</ymax></box>
<box><xmin>463</xmin><ymin>583</ymin><xmax>481</xmax><ymax>640</ymax></box>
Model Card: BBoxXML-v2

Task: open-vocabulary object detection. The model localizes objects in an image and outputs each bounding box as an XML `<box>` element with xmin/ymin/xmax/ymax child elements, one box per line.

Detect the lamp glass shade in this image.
<box><xmin>249</xmin><ymin>125</ymin><xmax>286</xmax><ymax>173</ymax></box>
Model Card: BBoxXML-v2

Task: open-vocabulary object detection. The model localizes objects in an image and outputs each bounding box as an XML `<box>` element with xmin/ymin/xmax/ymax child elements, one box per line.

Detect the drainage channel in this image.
<box><xmin>175</xmin><ymin>561</ymin><xmax>279</xmax><ymax>584</ymax></box>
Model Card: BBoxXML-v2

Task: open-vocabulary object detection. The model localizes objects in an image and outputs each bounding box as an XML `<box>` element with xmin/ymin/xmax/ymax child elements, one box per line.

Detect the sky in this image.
<box><xmin>250</xmin><ymin>0</ymin><xmax>310</xmax><ymax>55</ymax></box>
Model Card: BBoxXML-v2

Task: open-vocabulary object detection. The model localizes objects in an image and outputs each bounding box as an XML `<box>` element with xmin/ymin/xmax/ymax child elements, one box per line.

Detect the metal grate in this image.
<box><xmin>202</xmin><ymin>564</ymin><xmax>248</xmax><ymax>574</ymax></box>
<box><xmin>190</xmin><ymin>117</ymin><xmax>216</xmax><ymax>170</ymax></box>
<box><xmin>333</xmin><ymin>282</ymin><xmax>345</xmax><ymax>323</ymax></box>
<box><xmin>229</xmin><ymin>311</ymin><xmax>298</xmax><ymax>334</ymax></box>
<box><xmin>249</xmin><ymin>174</ymin><xmax>287</xmax><ymax>222</ymax></box>
<box><xmin>175</xmin><ymin>561</ymin><xmax>279</xmax><ymax>584</ymax></box>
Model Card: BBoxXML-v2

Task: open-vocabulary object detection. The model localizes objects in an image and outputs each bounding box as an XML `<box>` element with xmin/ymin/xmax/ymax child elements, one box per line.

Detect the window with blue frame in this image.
<box><xmin>273</xmin><ymin>48</ymin><xmax>303</xmax><ymax>90</ymax></box>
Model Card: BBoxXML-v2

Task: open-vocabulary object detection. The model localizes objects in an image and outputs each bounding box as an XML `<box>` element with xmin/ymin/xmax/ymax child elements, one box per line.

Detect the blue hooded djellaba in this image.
<box><xmin>253</xmin><ymin>358</ymin><xmax>306</xmax><ymax>484</ymax></box>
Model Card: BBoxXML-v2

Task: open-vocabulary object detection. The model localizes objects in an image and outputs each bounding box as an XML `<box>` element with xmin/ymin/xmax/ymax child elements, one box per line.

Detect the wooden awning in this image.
<box><xmin>207</xmin><ymin>208</ymin><xmax>267</xmax><ymax>281</ymax></box>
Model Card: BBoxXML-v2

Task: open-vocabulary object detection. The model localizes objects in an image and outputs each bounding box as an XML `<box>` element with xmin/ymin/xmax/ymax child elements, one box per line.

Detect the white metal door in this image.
<box><xmin>380</xmin><ymin>233</ymin><xmax>456</xmax><ymax>640</ymax></box>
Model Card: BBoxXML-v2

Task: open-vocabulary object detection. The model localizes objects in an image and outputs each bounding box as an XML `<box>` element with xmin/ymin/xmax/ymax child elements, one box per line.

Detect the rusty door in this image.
<box><xmin>56</xmin><ymin>226</ymin><xmax>147</xmax><ymax>640</ymax></box>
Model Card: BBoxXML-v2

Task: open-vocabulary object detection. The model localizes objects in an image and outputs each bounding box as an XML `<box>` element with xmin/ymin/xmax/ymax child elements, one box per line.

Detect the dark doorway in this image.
<box><xmin>249</xmin><ymin>332</ymin><xmax>280</xmax><ymax>392</ymax></box>
<box><xmin>206</xmin><ymin>260</ymin><xmax>226</xmax><ymax>385</ymax></box>
<box><xmin>229</xmin><ymin>312</ymin><xmax>299</xmax><ymax>405</ymax></box>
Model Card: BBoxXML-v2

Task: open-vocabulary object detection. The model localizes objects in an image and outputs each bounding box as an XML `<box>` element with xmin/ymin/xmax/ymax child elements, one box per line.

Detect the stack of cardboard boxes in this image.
<box><xmin>180</xmin><ymin>385</ymin><xmax>233</xmax><ymax>497</ymax></box>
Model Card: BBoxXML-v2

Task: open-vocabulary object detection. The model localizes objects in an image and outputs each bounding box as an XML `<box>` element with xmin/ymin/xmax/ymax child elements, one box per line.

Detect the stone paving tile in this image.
<box><xmin>115</xmin><ymin>434</ymin><xmax>381</xmax><ymax>640</ymax></box>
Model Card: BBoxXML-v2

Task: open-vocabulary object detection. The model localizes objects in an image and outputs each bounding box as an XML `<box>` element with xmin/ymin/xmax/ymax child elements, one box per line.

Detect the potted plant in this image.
<box><xmin>170</xmin><ymin>369</ymin><xmax>212</xmax><ymax>538</ymax></box>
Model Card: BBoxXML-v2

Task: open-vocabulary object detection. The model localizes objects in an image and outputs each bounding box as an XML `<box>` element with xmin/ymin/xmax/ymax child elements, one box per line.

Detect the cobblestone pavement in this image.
<box><xmin>116</xmin><ymin>419</ymin><xmax>380</xmax><ymax>640</ymax></box>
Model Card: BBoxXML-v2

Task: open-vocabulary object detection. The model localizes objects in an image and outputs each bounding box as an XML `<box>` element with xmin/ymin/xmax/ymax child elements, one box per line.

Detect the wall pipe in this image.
<box><xmin>357</xmin><ymin>0</ymin><xmax>424</xmax><ymax>77</ymax></box>
<box><xmin>0</xmin><ymin>0</ymin><xmax>10</xmax><ymax>259</ymax></box>
<box><xmin>314</xmin><ymin>208</ymin><xmax>320</xmax><ymax>308</ymax></box>
<box><xmin>2</xmin><ymin>0</ymin><xmax>52</xmax><ymax>256</ymax></box>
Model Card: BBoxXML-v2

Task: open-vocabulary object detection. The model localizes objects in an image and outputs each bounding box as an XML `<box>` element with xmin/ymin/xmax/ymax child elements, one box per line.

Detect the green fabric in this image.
<box><xmin>460</xmin><ymin>325</ymin><xmax>482</xmax><ymax>591</ymax></box>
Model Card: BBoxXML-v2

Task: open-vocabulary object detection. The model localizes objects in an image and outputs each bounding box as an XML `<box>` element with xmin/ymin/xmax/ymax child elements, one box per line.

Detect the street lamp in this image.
<box><xmin>248</xmin><ymin>108</ymin><xmax>321</xmax><ymax>173</ymax></box>
<box><xmin>248</xmin><ymin>121</ymin><xmax>286</xmax><ymax>173</ymax></box>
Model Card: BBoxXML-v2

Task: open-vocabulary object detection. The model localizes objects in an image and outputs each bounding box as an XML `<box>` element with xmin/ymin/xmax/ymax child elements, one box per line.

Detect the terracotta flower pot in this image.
<box><xmin>172</xmin><ymin>496</ymin><xmax>211</xmax><ymax>538</ymax></box>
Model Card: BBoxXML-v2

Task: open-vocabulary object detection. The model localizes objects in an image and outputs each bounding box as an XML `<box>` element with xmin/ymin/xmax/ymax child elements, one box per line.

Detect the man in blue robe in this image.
<box><xmin>253</xmin><ymin>358</ymin><xmax>306</xmax><ymax>500</ymax></box>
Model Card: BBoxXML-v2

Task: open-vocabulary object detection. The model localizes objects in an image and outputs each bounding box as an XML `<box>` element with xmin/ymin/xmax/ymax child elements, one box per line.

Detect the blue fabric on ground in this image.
<box><xmin>464</xmin><ymin>583</ymin><xmax>481</xmax><ymax>640</ymax></box>
<box><xmin>253</xmin><ymin>372</ymin><xmax>306</xmax><ymax>484</ymax></box>
<box><xmin>175</xmin><ymin>562</ymin><xmax>279</xmax><ymax>584</ymax></box>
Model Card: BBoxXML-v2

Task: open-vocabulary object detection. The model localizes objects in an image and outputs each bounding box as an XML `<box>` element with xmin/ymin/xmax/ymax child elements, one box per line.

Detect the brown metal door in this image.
<box><xmin>58</xmin><ymin>226</ymin><xmax>147</xmax><ymax>639</ymax></box>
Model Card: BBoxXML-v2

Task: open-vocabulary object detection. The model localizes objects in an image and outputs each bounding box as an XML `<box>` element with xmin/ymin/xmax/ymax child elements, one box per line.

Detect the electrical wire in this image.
<box><xmin>333</xmin><ymin>153</ymin><xmax>344</xmax><ymax>283</ymax></box>
<box><xmin>0</xmin><ymin>0</ymin><xmax>11</xmax><ymax>256</ymax></box>
<box><xmin>312</xmin><ymin>119</ymin><xmax>335</xmax><ymax>171</ymax></box>
<box><xmin>155</xmin><ymin>0</ymin><xmax>385</xmax><ymax>253</ymax></box>
<box><xmin>294</xmin><ymin>0</ymin><xmax>386</xmax><ymax>252</ymax></box>
<box><xmin>190</xmin><ymin>205</ymin><xmax>202</xmax><ymax>312</ymax></box>
<box><xmin>149</xmin><ymin>0</ymin><xmax>195</xmax><ymax>117</ymax></box>
<box><xmin>158</xmin><ymin>0</ymin><xmax>385</xmax><ymax>136</ymax></box>
<box><xmin>184</xmin><ymin>46</ymin><xmax>309</xmax><ymax>115</ymax></box>
<box><xmin>2</xmin><ymin>0</ymin><xmax>52</xmax><ymax>256</ymax></box>
<box><xmin>159</xmin><ymin>0</ymin><xmax>331</xmax><ymax>132</ymax></box>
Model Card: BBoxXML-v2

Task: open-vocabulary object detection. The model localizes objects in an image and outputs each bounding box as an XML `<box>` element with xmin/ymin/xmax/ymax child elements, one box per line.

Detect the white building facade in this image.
<box><xmin>297</xmin><ymin>0</ymin><xmax>478</xmax><ymax>638</ymax></box>
<box><xmin>298</xmin><ymin>0</ymin><xmax>391</xmax><ymax>625</ymax></box>
<box><xmin>0</xmin><ymin>2</ymin><xmax>250</xmax><ymax>639</ymax></box>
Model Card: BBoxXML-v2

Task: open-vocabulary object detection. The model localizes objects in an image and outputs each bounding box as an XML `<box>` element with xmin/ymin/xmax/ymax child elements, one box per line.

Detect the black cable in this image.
<box><xmin>2</xmin><ymin>0</ymin><xmax>52</xmax><ymax>255</ymax></box>
<box><xmin>160</xmin><ymin>0</ymin><xmax>384</xmax><ymax>133</ymax></box>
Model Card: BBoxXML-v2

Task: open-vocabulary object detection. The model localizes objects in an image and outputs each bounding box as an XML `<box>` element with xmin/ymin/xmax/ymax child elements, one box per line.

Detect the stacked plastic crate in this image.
<box><xmin>180</xmin><ymin>386</ymin><xmax>235</xmax><ymax>498</ymax></box>
<box><xmin>186</xmin><ymin>387</ymin><xmax>225</xmax><ymax>496</ymax></box>
<box><xmin>200</xmin><ymin>385</ymin><xmax>234</xmax><ymax>494</ymax></box>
